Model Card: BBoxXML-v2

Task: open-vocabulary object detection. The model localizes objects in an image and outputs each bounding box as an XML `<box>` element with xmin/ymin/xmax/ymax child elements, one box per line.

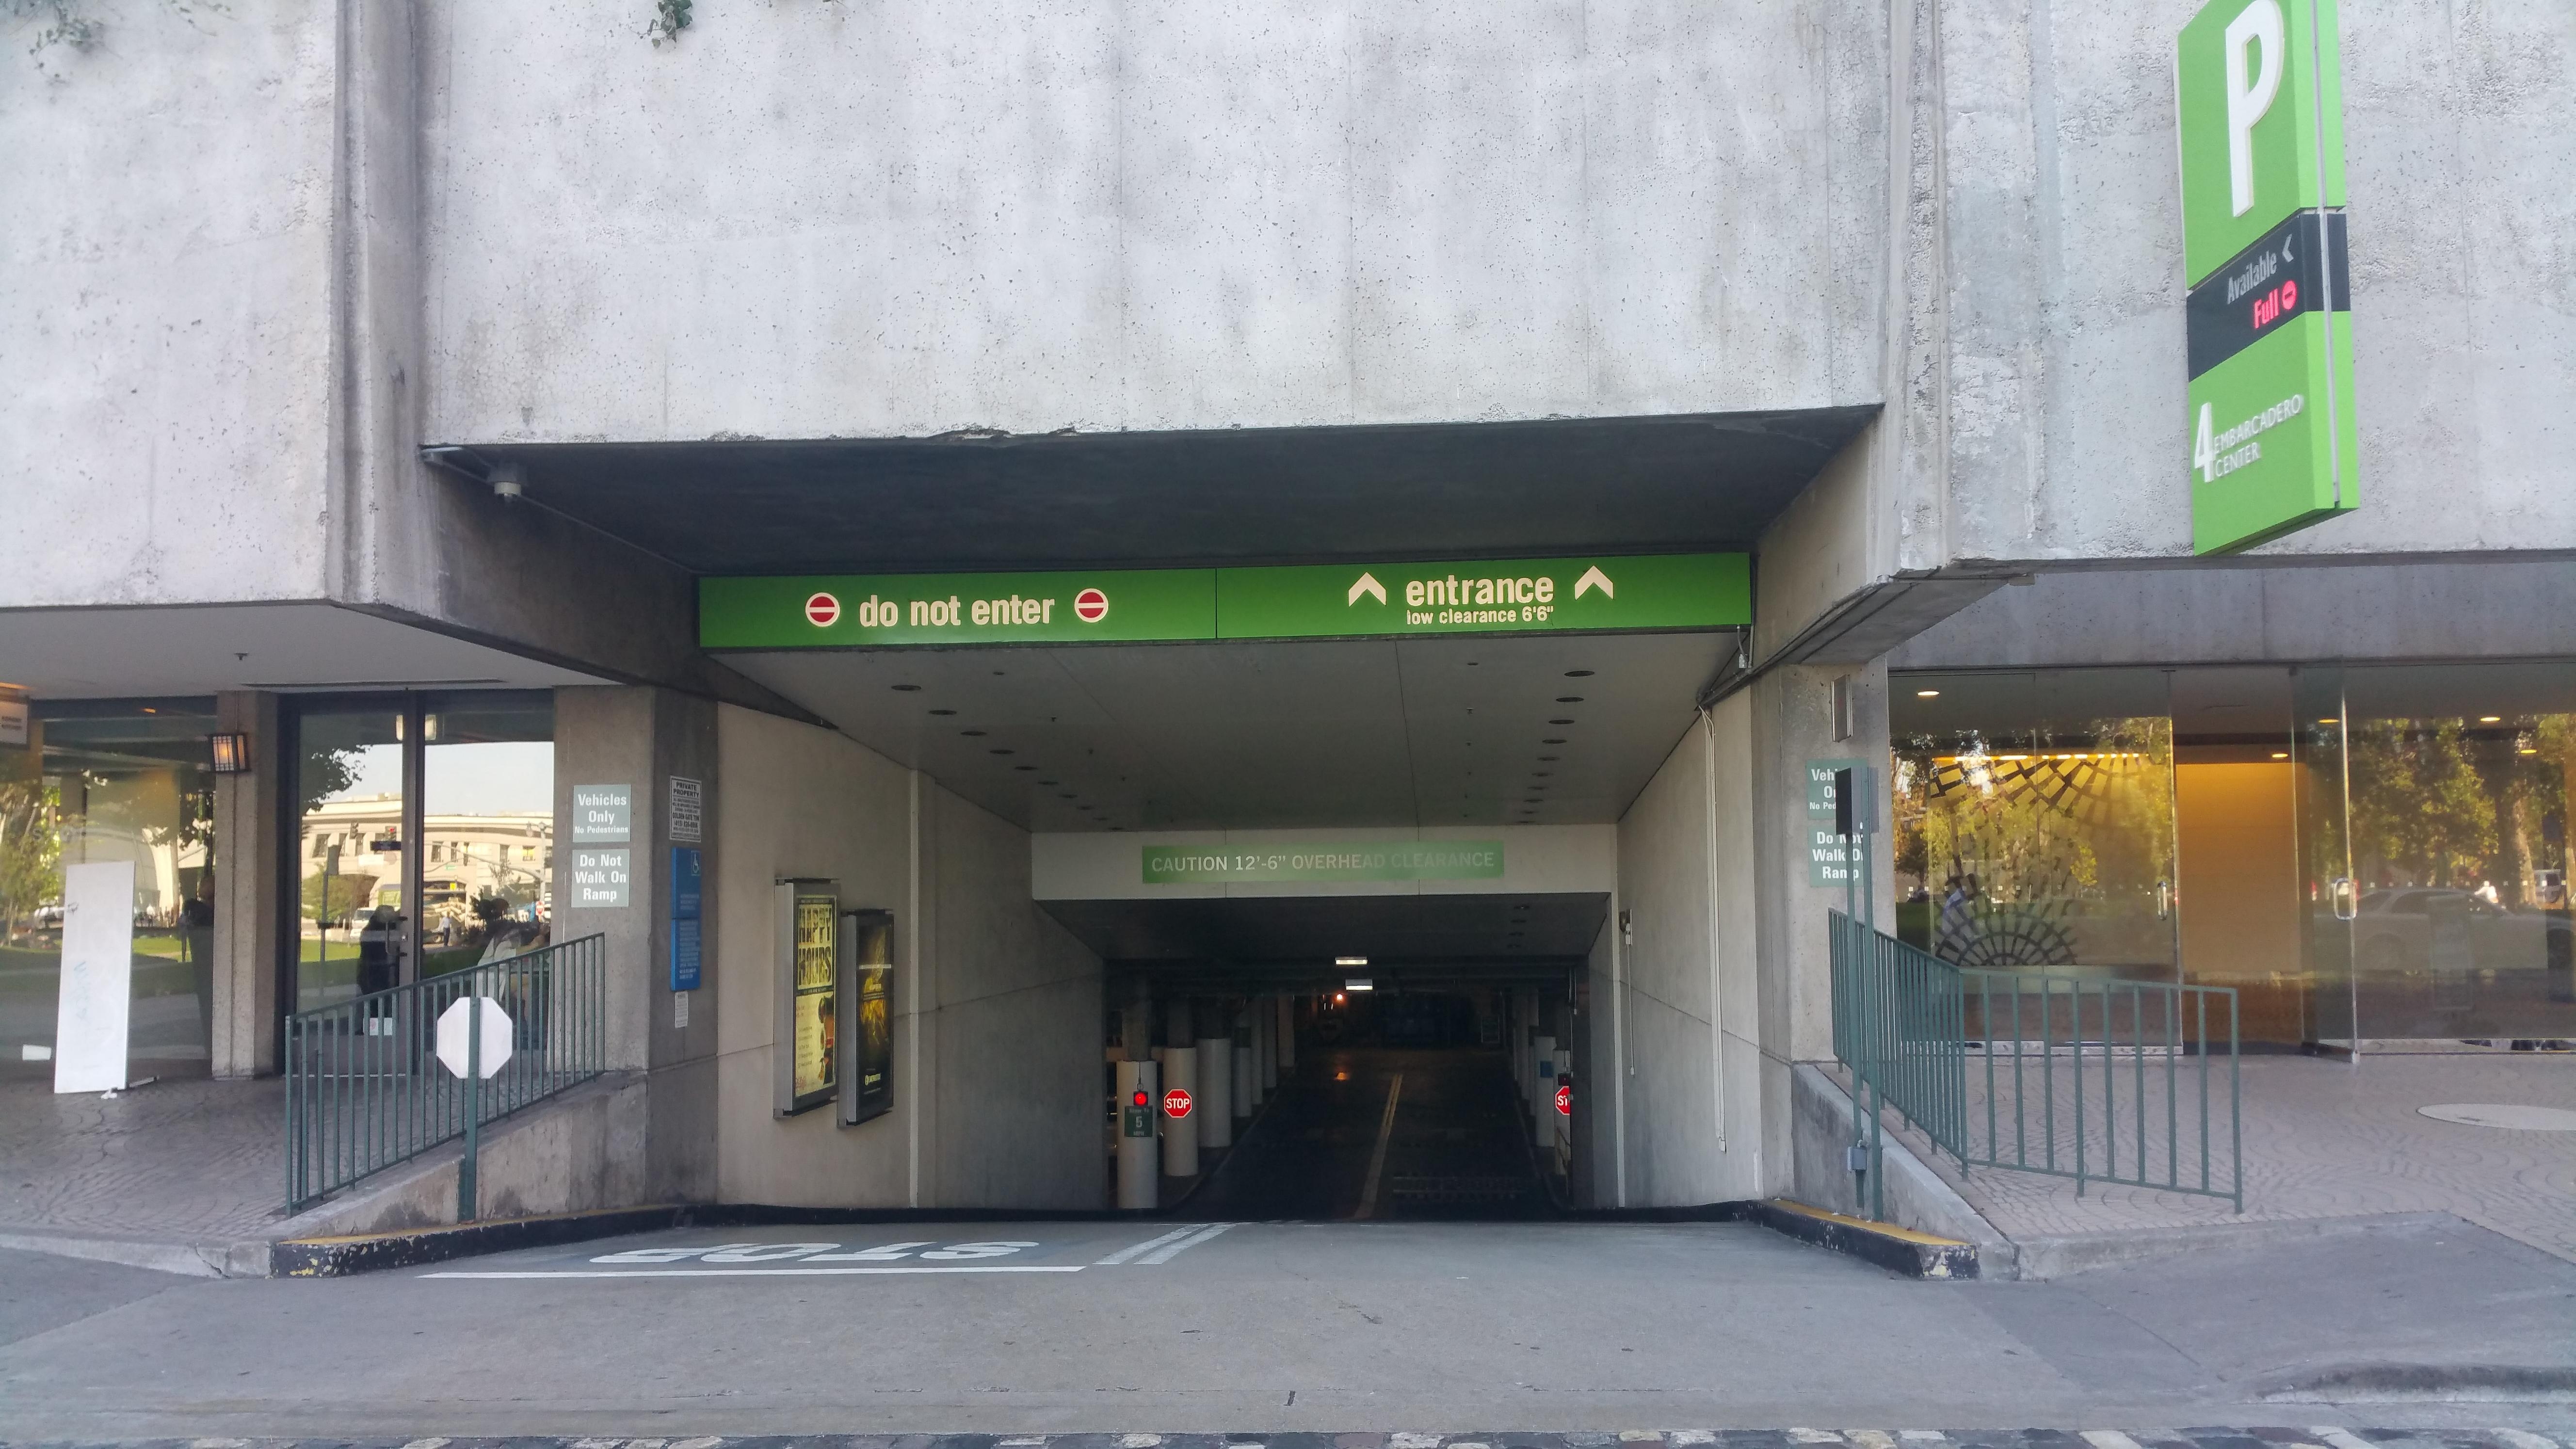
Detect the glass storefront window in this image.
<box><xmin>1891</xmin><ymin>671</ymin><xmax>2180</xmax><ymax>983</ymax></box>
<box><xmin>420</xmin><ymin>697</ymin><xmax>553</xmax><ymax>976</ymax></box>
<box><xmin>2342</xmin><ymin>662</ymin><xmax>2576</xmax><ymax>1046</ymax></box>
<box><xmin>1</xmin><ymin>700</ymin><xmax>219</xmax><ymax>1081</ymax></box>
<box><xmin>294</xmin><ymin>708</ymin><xmax>406</xmax><ymax>1012</ymax></box>
<box><xmin>290</xmin><ymin>693</ymin><xmax>554</xmax><ymax>1014</ymax></box>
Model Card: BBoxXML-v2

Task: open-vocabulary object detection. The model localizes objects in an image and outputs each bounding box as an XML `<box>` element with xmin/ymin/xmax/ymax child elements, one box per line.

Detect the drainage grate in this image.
<box><xmin>1386</xmin><ymin>1175</ymin><xmax>1533</xmax><ymax>1203</ymax></box>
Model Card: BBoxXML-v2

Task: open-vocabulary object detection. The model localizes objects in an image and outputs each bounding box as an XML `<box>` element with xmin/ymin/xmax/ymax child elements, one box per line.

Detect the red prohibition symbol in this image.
<box><xmin>805</xmin><ymin>592</ymin><xmax>841</xmax><ymax>628</ymax></box>
<box><xmin>1162</xmin><ymin>1087</ymin><xmax>1193</xmax><ymax>1120</ymax></box>
<box><xmin>1554</xmin><ymin>1083</ymin><xmax>1572</xmax><ymax>1116</ymax></box>
<box><xmin>1074</xmin><ymin>587</ymin><xmax>1109</xmax><ymax>623</ymax></box>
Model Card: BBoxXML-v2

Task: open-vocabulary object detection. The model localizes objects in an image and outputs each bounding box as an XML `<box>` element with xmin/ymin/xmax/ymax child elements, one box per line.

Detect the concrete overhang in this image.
<box><xmin>435</xmin><ymin>406</ymin><xmax>1878</xmax><ymax>573</ymax></box>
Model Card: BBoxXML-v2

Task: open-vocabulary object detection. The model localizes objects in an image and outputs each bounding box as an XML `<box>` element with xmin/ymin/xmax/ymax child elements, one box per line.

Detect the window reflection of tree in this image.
<box><xmin>1894</xmin><ymin>718</ymin><xmax>2176</xmax><ymax>975</ymax></box>
<box><xmin>2349</xmin><ymin>716</ymin><xmax>2570</xmax><ymax>904</ymax></box>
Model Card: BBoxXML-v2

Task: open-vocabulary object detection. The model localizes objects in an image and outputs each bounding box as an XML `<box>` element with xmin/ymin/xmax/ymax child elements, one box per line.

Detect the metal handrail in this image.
<box><xmin>284</xmin><ymin>933</ymin><xmax>606</xmax><ymax>1213</ymax></box>
<box><xmin>1829</xmin><ymin>912</ymin><xmax>2241</xmax><ymax>1219</ymax></box>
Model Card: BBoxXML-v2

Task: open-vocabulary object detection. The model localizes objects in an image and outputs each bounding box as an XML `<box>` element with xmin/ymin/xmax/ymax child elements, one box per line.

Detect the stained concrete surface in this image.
<box><xmin>2</xmin><ymin>1211</ymin><xmax>2572</xmax><ymax>1438</ymax></box>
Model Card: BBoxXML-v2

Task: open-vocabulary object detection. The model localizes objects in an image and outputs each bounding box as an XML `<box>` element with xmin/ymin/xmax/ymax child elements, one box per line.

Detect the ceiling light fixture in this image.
<box><xmin>1556</xmin><ymin>696</ymin><xmax>1584</xmax><ymax>704</ymax></box>
<box><xmin>961</xmin><ymin>728</ymin><xmax>987</xmax><ymax>737</ymax></box>
<box><xmin>1565</xmin><ymin>670</ymin><xmax>1594</xmax><ymax>678</ymax></box>
<box><xmin>1549</xmin><ymin>718</ymin><xmax>1575</xmax><ymax>725</ymax></box>
<box><xmin>930</xmin><ymin>708</ymin><xmax>957</xmax><ymax>716</ymax></box>
<box><xmin>2270</xmin><ymin>751</ymin><xmax>2289</xmax><ymax>759</ymax></box>
<box><xmin>1336</xmin><ymin>956</ymin><xmax>1368</xmax><ymax>967</ymax></box>
<box><xmin>891</xmin><ymin>684</ymin><xmax>921</xmax><ymax>692</ymax></box>
<box><xmin>1343</xmin><ymin>978</ymin><xmax>1373</xmax><ymax>992</ymax></box>
<box><xmin>1916</xmin><ymin>690</ymin><xmax>1941</xmax><ymax>698</ymax></box>
<box><xmin>2479</xmin><ymin>715</ymin><xmax>2503</xmax><ymax>724</ymax></box>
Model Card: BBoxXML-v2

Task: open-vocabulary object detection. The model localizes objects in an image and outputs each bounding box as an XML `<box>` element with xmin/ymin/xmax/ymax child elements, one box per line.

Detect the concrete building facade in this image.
<box><xmin>3</xmin><ymin>0</ymin><xmax>2569</xmax><ymax>1227</ymax></box>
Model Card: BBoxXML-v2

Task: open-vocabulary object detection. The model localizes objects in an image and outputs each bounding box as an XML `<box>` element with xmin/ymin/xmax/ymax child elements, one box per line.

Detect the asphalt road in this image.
<box><xmin>3</xmin><ymin>1211</ymin><xmax>2573</xmax><ymax>1439</ymax></box>
<box><xmin>1182</xmin><ymin>1046</ymin><xmax>1548</xmax><ymax>1221</ymax></box>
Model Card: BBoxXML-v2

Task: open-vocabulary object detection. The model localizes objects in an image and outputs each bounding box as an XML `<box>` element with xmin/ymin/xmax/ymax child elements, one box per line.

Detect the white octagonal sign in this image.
<box><xmin>436</xmin><ymin>996</ymin><xmax>513</xmax><ymax>1079</ymax></box>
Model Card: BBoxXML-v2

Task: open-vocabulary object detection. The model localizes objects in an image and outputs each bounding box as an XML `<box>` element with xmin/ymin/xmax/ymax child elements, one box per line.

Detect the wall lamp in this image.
<box><xmin>208</xmin><ymin>733</ymin><xmax>252</xmax><ymax>774</ymax></box>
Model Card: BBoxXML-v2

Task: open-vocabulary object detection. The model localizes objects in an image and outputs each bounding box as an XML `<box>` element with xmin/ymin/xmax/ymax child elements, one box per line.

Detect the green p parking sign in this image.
<box><xmin>2176</xmin><ymin>0</ymin><xmax>2358</xmax><ymax>555</ymax></box>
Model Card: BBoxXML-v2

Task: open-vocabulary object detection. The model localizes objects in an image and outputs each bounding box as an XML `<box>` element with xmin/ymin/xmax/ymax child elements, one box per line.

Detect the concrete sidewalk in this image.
<box><xmin>1</xmin><ymin>1211</ymin><xmax>2570</xmax><ymax>1439</ymax></box>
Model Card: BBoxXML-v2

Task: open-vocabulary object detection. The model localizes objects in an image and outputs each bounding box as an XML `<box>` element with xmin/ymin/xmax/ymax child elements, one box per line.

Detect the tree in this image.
<box><xmin>301</xmin><ymin>871</ymin><xmax>379</xmax><ymax>925</ymax></box>
<box><xmin>0</xmin><ymin>778</ymin><xmax>63</xmax><ymax>941</ymax></box>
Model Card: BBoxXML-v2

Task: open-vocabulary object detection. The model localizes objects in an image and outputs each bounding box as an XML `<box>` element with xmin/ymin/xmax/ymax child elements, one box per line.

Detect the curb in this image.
<box><xmin>270</xmin><ymin>1205</ymin><xmax>700</xmax><ymax>1276</ymax></box>
<box><xmin>2255</xmin><ymin>1361</ymin><xmax>2576</xmax><ymax>1402</ymax></box>
<box><xmin>1749</xmin><ymin>1197</ymin><xmax>1980</xmax><ymax>1279</ymax></box>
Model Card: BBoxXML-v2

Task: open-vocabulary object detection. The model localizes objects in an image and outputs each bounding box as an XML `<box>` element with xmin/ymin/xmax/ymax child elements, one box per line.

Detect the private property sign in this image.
<box><xmin>698</xmin><ymin>554</ymin><xmax>1750</xmax><ymax>649</ymax></box>
<box><xmin>2177</xmin><ymin>0</ymin><xmax>2357</xmax><ymax>554</ymax></box>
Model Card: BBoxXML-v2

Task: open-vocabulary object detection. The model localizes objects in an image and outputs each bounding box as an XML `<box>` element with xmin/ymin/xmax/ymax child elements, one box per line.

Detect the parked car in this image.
<box><xmin>2353</xmin><ymin>888</ymin><xmax>2574</xmax><ymax>977</ymax></box>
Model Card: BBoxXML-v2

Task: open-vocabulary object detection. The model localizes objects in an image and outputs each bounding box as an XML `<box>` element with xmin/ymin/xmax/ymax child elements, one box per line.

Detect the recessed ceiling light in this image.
<box><xmin>891</xmin><ymin>684</ymin><xmax>921</xmax><ymax>692</ymax></box>
<box><xmin>2318</xmin><ymin>718</ymin><xmax>2339</xmax><ymax>725</ymax></box>
<box><xmin>1556</xmin><ymin>696</ymin><xmax>1584</xmax><ymax>704</ymax></box>
<box><xmin>1564</xmin><ymin>670</ymin><xmax>1594</xmax><ymax>678</ymax></box>
<box><xmin>1537</xmin><ymin>755</ymin><xmax>1559</xmax><ymax>761</ymax></box>
<box><xmin>1336</xmin><ymin>956</ymin><xmax>1368</xmax><ymax>967</ymax></box>
<box><xmin>962</xmin><ymin>728</ymin><xmax>987</xmax><ymax>737</ymax></box>
<box><xmin>990</xmin><ymin>748</ymin><xmax>1014</xmax><ymax>756</ymax></box>
<box><xmin>2270</xmin><ymin>752</ymin><xmax>2289</xmax><ymax>759</ymax></box>
<box><xmin>2479</xmin><ymin>715</ymin><xmax>2502</xmax><ymax>724</ymax></box>
<box><xmin>1916</xmin><ymin>690</ymin><xmax>1941</xmax><ymax>698</ymax></box>
<box><xmin>1542</xmin><ymin>737</ymin><xmax>1566</xmax><ymax>744</ymax></box>
<box><xmin>1548</xmin><ymin>718</ymin><xmax>1575</xmax><ymax>725</ymax></box>
<box><xmin>930</xmin><ymin>708</ymin><xmax>957</xmax><ymax>716</ymax></box>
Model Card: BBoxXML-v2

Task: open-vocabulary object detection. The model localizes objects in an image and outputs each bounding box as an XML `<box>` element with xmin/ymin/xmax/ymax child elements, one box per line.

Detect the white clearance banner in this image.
<box><xmin>54</xmin><ymin>861</ymin><xmax>134</xmax><ymax>1094</ymax></box>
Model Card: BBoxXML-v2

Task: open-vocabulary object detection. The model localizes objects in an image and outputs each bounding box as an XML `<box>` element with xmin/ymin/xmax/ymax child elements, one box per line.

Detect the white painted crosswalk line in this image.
<box><xmin>1094</xmin><ymin>1227</ymin><xmax>1197</xmax><ymax>1265</ymax></box>
<box><xmin>2309</xmin><ymin>1429</ymin><xmax>2376</xmax><ymax>1449</ymax></box>
<box><xmin>2491</xmin><ymin>1432</ymin><xmax>2561</xmax><ymax>1449</ymax></box>
<box><xmin>1139</xmin><ymin>1222</ymin><xmax>1237</xmax><ymax>1263</ymax></box>
<box><xmin>2082</xmin><ymin>1432</ymin><xmax>2146</xmax><ymax>1449</ymax></box>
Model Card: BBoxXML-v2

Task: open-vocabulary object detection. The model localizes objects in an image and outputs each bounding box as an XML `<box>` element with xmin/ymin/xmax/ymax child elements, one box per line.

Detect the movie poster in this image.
<box><xmin>843</xmin><ymin>912</ymin><xmax>895</xmax><ymax>1125</ymax></box>
<box><xmin>789</xmin><ymin>894</ymin><xmax>837</xmax><ymax>1106</ymax></box>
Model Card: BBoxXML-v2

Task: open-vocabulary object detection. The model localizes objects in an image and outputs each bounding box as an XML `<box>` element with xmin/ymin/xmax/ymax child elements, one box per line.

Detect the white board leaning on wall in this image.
<box><xmin>54</xmin><ymin>860</ymin><xmax>134</xmax><ymax>1094</ymax></box>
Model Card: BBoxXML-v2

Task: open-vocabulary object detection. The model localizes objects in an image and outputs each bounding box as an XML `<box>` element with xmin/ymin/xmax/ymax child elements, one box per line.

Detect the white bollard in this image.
<box><xmin>1116</xmin><ymin>1059</ymin><xmax>1159</xmax><ymax>1209</ymax></box>
<box><xmin>1196</xmin><ymin>1035</ymin><xmax>1234</xmax><ymax>1148</ymax></box>
<box><xmin>1160</xmin><ymin>1044</ymin><xmax>1199</xmax><ymax>1178</ymax></box>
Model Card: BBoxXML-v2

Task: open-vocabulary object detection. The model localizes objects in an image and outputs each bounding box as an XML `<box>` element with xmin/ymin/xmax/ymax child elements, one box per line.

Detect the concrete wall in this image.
<box><xmin>418</xmin><ymin>0</ymin><xmax>1888</xmax><ymax>443</ymax></box>
<box><xmin>1890</xmin><ymin>561</ymin><xmax>2576</xmax><ymax>671</ymax></box>
<box><xmin>1601</xmin><ymin>701</ymin><xmax>1765</xmax><ymax>1207</ymax></box>
<box><xmin>0</xmin><ymin>3</ymin><xmax>336</xmax><ymax>609</ymax></box>
<box><xmin>713</xmin><ymin>704</ymin><xmax>1102</xmax><ymax>1209</ymax></box>
<box><xmin>1930</xmin><ymin>0</ymin><xmax>2576</xmax><ymax>564</ymax></box>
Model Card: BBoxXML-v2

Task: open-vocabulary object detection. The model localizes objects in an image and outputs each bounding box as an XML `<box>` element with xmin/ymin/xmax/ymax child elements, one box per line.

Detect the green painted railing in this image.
<box><xmin>285</xmin><ymin>933</ymin><xmax>606</xmax><ymax>1213</ymax></box>
<box><xmin>1829</xmin><ymin>912</ymin><xmax>2241</xmax><ymax>1219</ymax></box>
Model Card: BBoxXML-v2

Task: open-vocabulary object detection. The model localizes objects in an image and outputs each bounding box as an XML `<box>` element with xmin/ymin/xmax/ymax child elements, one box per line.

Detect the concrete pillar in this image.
<box><xmin>1158</xmin><ymin>1044</ymin><xmax>1199</xmax><ymax>1177</ymax></box>
<box><xmin>1196</xmin><ymin>1032</ymin><xmax>1233</xmax><ymax>1148</ymax></box>
<box><xmin>1531</xmin><ymin>1033</ymin><xmax>1557</xmax><ymax>1144</ymax></box>
<box><xmin>1120</xmin><ymin>984</ymin><xmax>1154</xmax><ymax>1062</ymax></box>
<box><xmin>1257</xmin><ymin>994</ymin><xmax>1278</xmax><ymax>1095</ymax></box>
<box><xmin>209</xmin><ymin>690</ymin><xmax>281</xmax><ymax>1078</ymax></box>
<box><xmin>1275</xmin><ymin>993</ymin><xmax>1297</xmax><ymax>1075</ymax></box>
<box><xmin>1232</xmin><ymin>1005</ymin><xmax>1255</xmax><ymax>1119</ymax></box>
<box><xmin>1115</xmin><ymin>1058</ymin><xmax>1159</xmax><ymax>1209</ymax></box>
<box><xmin>553</xmin><ymin>685</ymin><xmax>720</xmax><ymax>1202</ymax></box>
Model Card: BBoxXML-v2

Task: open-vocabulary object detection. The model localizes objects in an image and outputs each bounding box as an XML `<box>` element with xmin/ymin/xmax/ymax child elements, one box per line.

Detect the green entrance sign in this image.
<box><xmin>701</xmin><ymin>553</ymin><xmax>1749</xmax><ymax>649</ymax></box>
<box><xmin>2176</xmin><ymin>0</ymin><xmax>2357</xmax><ymax>555</ymax></box>
<box><xmin>1216</xmin><ymin>553</ymin><xmax>1748</xmax><ymax>640</ymax></box>
<box><xmin>1142</xmin><ymin>841</ymin><xmax>1504</xmax><ymax>884</ymax></box>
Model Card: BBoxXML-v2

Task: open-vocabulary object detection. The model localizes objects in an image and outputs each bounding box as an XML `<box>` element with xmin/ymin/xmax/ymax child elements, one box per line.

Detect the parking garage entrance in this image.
<box><xmin>704</xmin><ymin>553</ymin><xmax>1749</xmax><ymax>1218</ymax></box>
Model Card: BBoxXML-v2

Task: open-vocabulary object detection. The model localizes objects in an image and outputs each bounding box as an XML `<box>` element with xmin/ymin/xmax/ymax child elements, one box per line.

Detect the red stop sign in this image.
<box><xmin>1074</xmin><ymin>587</ymin><xmax>1109</xmax><ymax>623</ymax></box>
<box><xmin>805</xmin><ymin>592</ymin><xmax>841</xmax><ymax>628</ymax></box>
<box><xmin>1554</xmin><ymin>1083</ymin><xmax>1572</xmax><ymax>1116</ymax></box>
<box><xmin>1162</xmin><ymin>1087</ymin><xmax>1193</xmax><ymax>1119</ymax></box>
